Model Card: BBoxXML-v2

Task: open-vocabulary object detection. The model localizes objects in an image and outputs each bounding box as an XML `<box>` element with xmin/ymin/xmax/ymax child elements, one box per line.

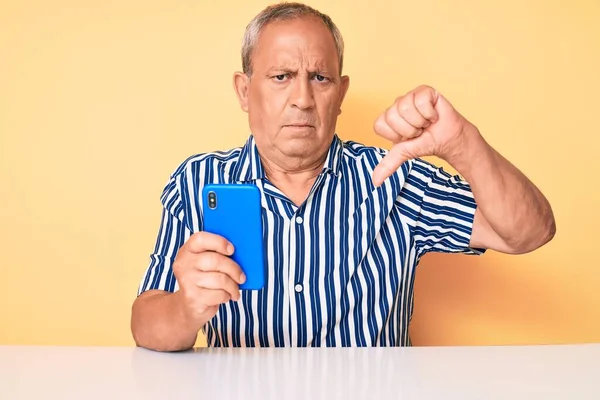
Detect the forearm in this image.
<box><xmin>448</xmin><ymin>123</ymin><xmax>556</xmax><ymax>252</ymax></box>
<box><xmin>131</xmin><ymin>290</ymin><xmax>206</xmax><ymax>352</ymax></box>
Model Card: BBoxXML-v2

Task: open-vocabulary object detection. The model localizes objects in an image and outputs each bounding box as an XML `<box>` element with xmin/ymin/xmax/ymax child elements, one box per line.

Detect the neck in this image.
<box><xmin>261</xmin><ymin>153</ymin><xmax>327</xmax><ymax>207</ymax></box>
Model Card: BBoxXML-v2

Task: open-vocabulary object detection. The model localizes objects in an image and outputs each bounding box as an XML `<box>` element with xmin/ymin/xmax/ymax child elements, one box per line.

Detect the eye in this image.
<box><xmin>314</xmin><ymin>74</ymin><xmax>329</xmax><ymax>82</ymax></box>
<box><xmin>273</xmin><ymin>74</ymin><xmax>288</xmax><ymax>81</ymax></box>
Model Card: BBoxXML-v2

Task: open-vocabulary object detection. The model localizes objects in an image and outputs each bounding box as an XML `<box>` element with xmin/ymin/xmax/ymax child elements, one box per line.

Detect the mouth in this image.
<box><xmin>283</xmin><ymin>124</ymin><xmax>315</xmax><ymax>129</ymax></box>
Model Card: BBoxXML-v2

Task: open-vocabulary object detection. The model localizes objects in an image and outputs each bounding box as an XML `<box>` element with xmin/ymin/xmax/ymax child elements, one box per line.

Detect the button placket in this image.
<box><xmin>291</xmin><ymin>211</ymin><xmax>304</xmax><ymax>292</ymax></box>
<box><xmin>292</xmin><ymin>211</ymin><xmax>305</xmax><ymax>296</ymax></box>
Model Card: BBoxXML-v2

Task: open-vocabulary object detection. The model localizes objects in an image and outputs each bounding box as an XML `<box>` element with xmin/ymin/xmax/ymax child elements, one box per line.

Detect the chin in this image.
<box><xmin>281</xmin><ymin>141</ymin><xmax>313</xmax><ymax>158</ymax></box>
<box><xmin>281</xmin><ymin>125</ymin><xmax>316</xmax><ymax>138</ymax></box>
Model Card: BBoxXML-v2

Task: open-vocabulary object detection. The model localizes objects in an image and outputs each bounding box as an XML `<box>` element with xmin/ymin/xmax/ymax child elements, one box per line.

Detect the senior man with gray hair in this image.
<box><xmin>131</xmin><ymin>2</ymin><xmax>555</xmax><ymax>351</ymax></box>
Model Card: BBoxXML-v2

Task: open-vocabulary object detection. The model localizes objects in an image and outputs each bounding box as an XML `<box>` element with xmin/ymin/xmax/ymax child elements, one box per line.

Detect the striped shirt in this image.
<box><xmin>137</xmin><ymin>134</ymin><xmax>485</xmax><ymax>347</ymax></box>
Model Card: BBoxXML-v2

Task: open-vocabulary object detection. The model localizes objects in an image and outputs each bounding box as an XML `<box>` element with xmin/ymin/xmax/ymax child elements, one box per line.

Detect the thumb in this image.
<box><xmin>372</xmin><ymin>136</ymin><xmax>429</xmax><ymax>187</ymax></box>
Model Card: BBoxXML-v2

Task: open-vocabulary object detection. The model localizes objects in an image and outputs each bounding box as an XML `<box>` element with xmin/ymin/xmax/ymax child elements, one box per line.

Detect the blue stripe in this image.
<box><xmin>347</xmin><ymin>157</ymin><xmax>367</xmax><ymax>347</ymax></box>
<box><xmin>242</xmin><ymin>291</ymin><xmax>254</xmax><ymax>347</ymax></box>
<box><xmin>338</xmin><ymin>166</ymin><xmax>351</xmax><ymax>347</ymax></box>
<box><xmin>324</xmin><ymin>175</ymin><xmax>337</xmax><ymax>347</ymax></box>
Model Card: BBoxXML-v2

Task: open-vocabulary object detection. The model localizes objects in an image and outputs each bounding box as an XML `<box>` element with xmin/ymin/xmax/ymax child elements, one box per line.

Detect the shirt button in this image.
<box><xmin>294</xmin><ymin>284</ymin><xmax>303</xmax><ymax>293</ymax></box>
<box><xmin>295</xmin><ymin>216</ymin><xmax>303</xmax><ymax>224</ymax></box>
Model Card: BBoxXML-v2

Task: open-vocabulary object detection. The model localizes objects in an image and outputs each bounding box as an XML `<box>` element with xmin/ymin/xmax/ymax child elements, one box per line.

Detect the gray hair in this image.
<box><xmin>241</xmin><ymin>2</ymin><xmax>345</xmax><ymax>76</ymax></box>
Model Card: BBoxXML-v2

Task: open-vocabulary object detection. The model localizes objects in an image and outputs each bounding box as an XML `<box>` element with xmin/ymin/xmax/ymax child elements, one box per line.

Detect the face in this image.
<box><xmin>234</xmin><ymin>17</ymin><xmax>350</xmax><ymax>169</ymax></box>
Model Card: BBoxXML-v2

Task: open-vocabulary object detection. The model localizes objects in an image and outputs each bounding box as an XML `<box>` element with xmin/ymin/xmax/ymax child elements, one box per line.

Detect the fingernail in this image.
<box><xmin>227</xmin><ymin>244</ymin><xmax>234</xmax><ymax>254</ymax></box>
<box><xmin>239</xmin><ymin>273</ymin><xmax>246</xmax><ymax>283</ymax></box>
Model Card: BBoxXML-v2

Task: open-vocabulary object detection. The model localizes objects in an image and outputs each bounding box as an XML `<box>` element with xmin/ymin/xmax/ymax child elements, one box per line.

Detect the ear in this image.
<box><xmin>233</xmin><ymin>72</ymin><xmax>250</xmax><ymax>112</ymax></box>
<box><xmin>337</xmin><ymin>75</ymin><xmax>350</xmax><ymax>115</ymax></box>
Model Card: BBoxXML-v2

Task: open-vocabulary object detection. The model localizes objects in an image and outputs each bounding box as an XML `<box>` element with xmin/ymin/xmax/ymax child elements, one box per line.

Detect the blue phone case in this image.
<box><xmin>202</xmin><ymin>184</ymin><xmax>265</xmax><ymax>290</ymax></box>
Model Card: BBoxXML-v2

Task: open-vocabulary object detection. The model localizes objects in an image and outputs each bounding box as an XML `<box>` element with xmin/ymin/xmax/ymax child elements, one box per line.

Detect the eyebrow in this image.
<box><xmin>266</xmin><ymin>65</ymin><xmax>336</xmax><ymax>76</ymax></box>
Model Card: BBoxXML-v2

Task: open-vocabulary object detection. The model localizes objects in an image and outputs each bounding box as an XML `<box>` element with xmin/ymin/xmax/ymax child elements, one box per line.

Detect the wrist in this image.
<box><xmin>441</xmin><ymin>122</ymin><xmax>492</xmax><ymax>179</ymax></box>
<box><xmin>172</xmin><ymin>290</ymin><xmax>207</xmax><ymax>335</ymax></box>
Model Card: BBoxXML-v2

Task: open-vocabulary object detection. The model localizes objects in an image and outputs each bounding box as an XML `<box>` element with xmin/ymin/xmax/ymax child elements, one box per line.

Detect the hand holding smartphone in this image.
<box><xmin>202</xmin><ymin>184</ymin><xmax>265</xmax><ymax>290</ymax></box>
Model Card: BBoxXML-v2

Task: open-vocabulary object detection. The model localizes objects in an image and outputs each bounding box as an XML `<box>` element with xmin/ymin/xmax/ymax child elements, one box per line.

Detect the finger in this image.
<box><xmin>397</xmin><ymin>92</ymin><xmax>430</xmax><ymax>128</ymax></box>
<box><xmin>372</xmin><ymin>141</ymin><xmax>415</xmax><ymax>187</ymax></box>
<box><xmin>374</xmin><ymin>114</ymin><xmax>404</xmax><ymax>144</ymax></box>
<box><xmin>413</xmin><ymin>87</ymin><xmax>439</xmax><ymax>123</ymax></box>
<box><xmin>384</xmin><ymin>104</ymin><xmax>423</xmax><ymax>139</ymax></box>
<box><xmin>194</xmin><ymin>251</ymin><xmax>246</xmax><ymax>284</ymax></box>
<box><xmin>185</xmin><ymin>231</ymin><xmax>234</xmax><ymax>256</ymax></box>
<box><xmin>197</xmin><ymin>288</ymin><xmax>232</xmax><ymax>307</ymax></box>
<box><xmin>195</xmin><ymin>272</ymin><xmax>241</xmax><ymax>301</ymax></box>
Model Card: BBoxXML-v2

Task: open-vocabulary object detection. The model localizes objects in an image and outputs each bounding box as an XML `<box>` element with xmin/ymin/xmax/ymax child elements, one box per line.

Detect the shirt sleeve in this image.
<box><xmin>405</xmin><ymin>158</ymin><xmax>486</xmax><ymax>257</ymax></box>
<box><xmin>137</xmin><ymin>172</ymin><xmax>192</xmax><ymax>296</ymax></box>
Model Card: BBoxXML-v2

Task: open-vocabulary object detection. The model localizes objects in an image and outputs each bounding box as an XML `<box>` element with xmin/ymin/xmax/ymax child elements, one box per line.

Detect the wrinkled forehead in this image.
<box><xmin>252</xmin><ymin>18</ymin><xmax>340</xmax><ymax>73</ymax></box>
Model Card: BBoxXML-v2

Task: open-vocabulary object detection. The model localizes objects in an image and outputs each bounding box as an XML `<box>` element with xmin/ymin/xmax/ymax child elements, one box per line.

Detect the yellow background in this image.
<box><xmin>1</xmin><ymin>0</ymin><xmax>599</xmax><ymax>347</ymax></box>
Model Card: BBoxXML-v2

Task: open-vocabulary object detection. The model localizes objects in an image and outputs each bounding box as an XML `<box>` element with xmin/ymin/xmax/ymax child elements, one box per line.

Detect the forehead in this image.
<box><xmin>252</xmin><ymin>17</ymin><xmax>339</xmax><ymax>71</ymax></box>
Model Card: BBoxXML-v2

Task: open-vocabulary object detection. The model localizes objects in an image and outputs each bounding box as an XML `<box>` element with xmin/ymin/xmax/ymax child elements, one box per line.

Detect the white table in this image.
<box><xmin>1</xmin><ymin>344</ymin><xmax>599</xmax><ymax>399</ymax></box>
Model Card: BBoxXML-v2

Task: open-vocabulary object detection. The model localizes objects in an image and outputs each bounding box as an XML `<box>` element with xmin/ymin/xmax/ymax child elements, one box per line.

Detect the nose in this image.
<box><xmin>290</xmin><ymin>75</ymin><xmax>315</xmax><ymax>110</ymax></box>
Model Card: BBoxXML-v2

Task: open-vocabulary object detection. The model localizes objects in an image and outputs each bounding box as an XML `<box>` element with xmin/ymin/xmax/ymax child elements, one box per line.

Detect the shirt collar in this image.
<box><xmin>229</xmin><ymin>133</ymin><xmax>344</xmax><ymax>183</ymax></box>
<box><xmin>229</xmin><ymin>135</ymin><xmax>265</xmax><ymax>183</ymax></box>
<box><xmin>321</xmin><ymin>133</ymin><xmax>344</xmax><ymax>176</ymax></box>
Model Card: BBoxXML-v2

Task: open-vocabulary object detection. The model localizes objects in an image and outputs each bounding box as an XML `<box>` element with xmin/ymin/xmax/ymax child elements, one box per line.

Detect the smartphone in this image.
<box><xmin>201</xmin><ymin>183</ymin><xmax>265</xmax><ymax>290</ymax></box>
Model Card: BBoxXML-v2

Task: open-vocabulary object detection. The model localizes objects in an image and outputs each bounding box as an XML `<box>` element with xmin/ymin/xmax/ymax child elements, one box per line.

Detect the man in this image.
<box><xmin>131</xmin><ymin>2</ymin><xmax>555</xmax><ymax>351</ymax></box>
